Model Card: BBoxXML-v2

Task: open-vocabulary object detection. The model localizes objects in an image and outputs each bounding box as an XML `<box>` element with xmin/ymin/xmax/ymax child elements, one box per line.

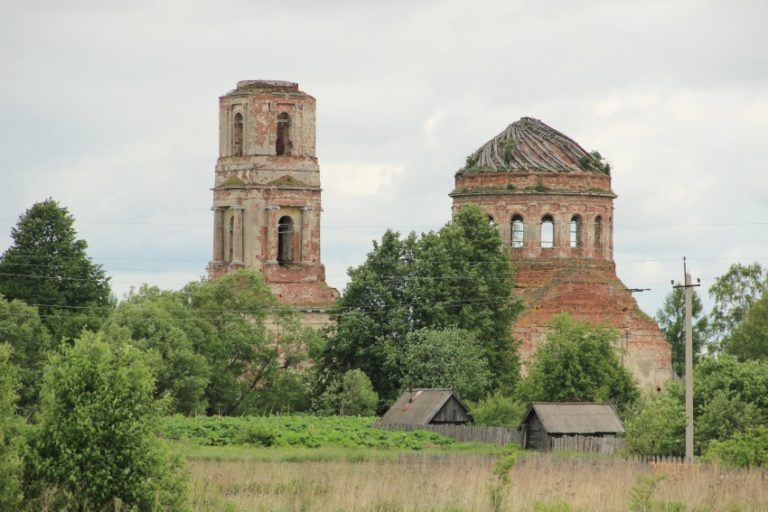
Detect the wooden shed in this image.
<box><xmin>379</xmin><ymin>388</ymin><xmax>471</xmax><ymax>426</ymax></box>
<box><xmin>521</xmin><ymin>402</ymin><xmax>624</xmax><ymax>451</ymax></box>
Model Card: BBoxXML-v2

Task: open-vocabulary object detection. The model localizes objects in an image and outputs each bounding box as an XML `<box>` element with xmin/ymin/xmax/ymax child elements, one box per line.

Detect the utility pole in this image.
<box><xmin>672</xmin><ymin>257</ymin><xmax>700</xmax><ymax>463</ymax></box>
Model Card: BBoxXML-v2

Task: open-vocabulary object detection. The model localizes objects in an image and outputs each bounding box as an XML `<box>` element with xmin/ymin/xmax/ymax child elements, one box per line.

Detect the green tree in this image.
<box><xmin>399</xmin><ymin>328</ymin><xmax>491</xmax><ymax>401</ymax></box>
<box><xmin>409</xmin><ymin>205</ymin><xmax>522</xmax><ymax>392</ymax></box>
<box><xmin>703</xmin><ymin>427</ymin><xmax>768</xmax><ymax>468</ymax></box>
<box><xmin>722</xmin><ymin>291</ymin><xmax>768</xmax><ymax>361</ymax></box>
<box><xmin>0</xmin><ymin>296</ymin><xmax>52</xmax><ymax>414</ymax></box>
<box><xmin>0</xmin><ymin>344</ymin><xmax>23</xmax><ymax>510</ymax></box>
<box><xmin>319</xmin><ymin>369</ymin><xmax>379</xmax><ymax>416</ymax></box>
<box><xmin>25</xmin><ymin>331</ymin><xmax>187</xmax><ymax>510</ymax></box>
<box><xmin>655</xmin><ymin>287</ymin><xmax>708</xmax><ymax>376</ymax></box>
<box><xmin>708</xmin><ymin>262</ymin><xmax>766</xmax><ymax>347</ymax></box>
<box><xmin>339</xmin><ymin>369</ymin><xmax>379</xmax><ymax>416</ymax></box>
<box><xmin>183</xmin><ymin>270</ymin><xmax>308</xmax><ymax>415</ymax></box>
<box><xmin>0</xmin><ymin>199</ymin><xmax>113</xmax><ymax>341</ymax></box>
<box><xmin>693</xmin><ymin>355</ymin><xmax>768</xmax><ymax>452</ymax></box>
<box><xmin>102</xmin><ymin>286</ymin><xmax>211</xmax><ymax>415</ymax></box>
<box><xmin>470</xmin><ymin>391</ymin><xmax>526</xmax><ymax>427</ymax></box>
<box><xmin>518</xmin><ymin>314</ymin><xmax>639</xmax><ymax>412</ymax></box>
<box><xmin>624</xmin><ymin>383</ymin><xmax>686</xmax><ymax>457</ymax></box>
<box><xmin>320</xmin><ymin>230</ymin><xmax>416</xmax><ymax>403</ymax></box>
<box><xmin>321</xmin><ymin>204</ymin><xmax>521</xmax><ymax>404</ymax></box>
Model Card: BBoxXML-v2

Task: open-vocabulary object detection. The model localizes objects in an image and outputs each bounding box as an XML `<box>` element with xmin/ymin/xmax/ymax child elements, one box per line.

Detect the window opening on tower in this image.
<box><xmin>233</xmin><ymin>113</ymin><xmax>243</xmax><ymax>156</ymax></box>
<box><xmin>541</xmin><ymin>215</ymin><xmax>554</xmax><ymax>248</ymax></box>
<box><xmin>570</xmin><ymin>215</ymin><xmax>582</xmax><ymax>248</ymax></box>
<box><xmin>276</xmin><ymin>113</ymin><xmax>291</xmax><ymax>156</ymax></box>
<box><xmin>511</xmin><ymin>215</ymin><xmax>524</xmax><ymax>248</ymax></box>
<box><xmin>278</xmin><ymin>216</ymin><xmax>294</xmax><ymax>265</ymax></box>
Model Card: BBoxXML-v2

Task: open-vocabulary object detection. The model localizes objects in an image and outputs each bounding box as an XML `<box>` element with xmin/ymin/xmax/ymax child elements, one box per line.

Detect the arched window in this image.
<box><xmin>594</xmin><ymin>216</ymin><xmax>603</xmax><ymax>249</ymax></box>
<box><xmin>276</xmin><ymin>113</ymin><xmax>290</xmax><ymax>156</ymax></box>
<box><xmin>232</xmin><ymin>113</ymin><xmax>243</xmax><ymax>156</ymax></box>
<box><xmin>511</xmin><ymin>215</ymin><xmax>524</xmax><ymax>248</ymax></box>
<box><xmin>278</xmin><ymin>216</ymin><xmax>294</xmax><ymax>265</ymax></box>
<box><xmin>487</xmin><ymin>214</ymin><xmax>496</xmax><ymax>226</ymax></box>
<box><xmin>570</xmin><ymin>215</ymin><xmax>582</xmax><ymax>248</ymax></box>
<box><xmin>228</xmin><ymin>216</ymin><xmax>234</xmax><ymax>262</ymax></box>
<box><xmin>541</xmin><ymin>215</ymin><xmax>554</xmax><ymax>248</ymax></box>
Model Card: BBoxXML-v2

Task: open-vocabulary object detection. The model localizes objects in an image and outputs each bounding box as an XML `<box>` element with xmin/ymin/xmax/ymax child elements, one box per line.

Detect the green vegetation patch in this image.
<box><xmin>221</xmin><ymin>176</ymin><xmax>246</xmax><ymax>187</ymax></box>
<box><xmin>162</xmin><ymin>415</ymin><xmax>455</xmax><ymax>450</ymax></box>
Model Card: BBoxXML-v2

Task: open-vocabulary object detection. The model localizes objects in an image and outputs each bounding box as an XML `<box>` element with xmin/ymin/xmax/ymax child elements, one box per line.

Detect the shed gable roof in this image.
<box><xmin>525</xmin><ymin>402</ymin><xmax>624</xmax><ymax>434</ymax></box>
<box><xmin>379</xmin><ymin>389</ymin><xmax>468</xmax><ymax>425</ymax></box>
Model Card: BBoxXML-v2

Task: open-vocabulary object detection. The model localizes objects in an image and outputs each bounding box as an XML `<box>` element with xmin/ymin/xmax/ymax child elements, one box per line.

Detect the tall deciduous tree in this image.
<box><xmin>518</xmin><ymin>314</ymin><xmax>638</xmax><ymax>412</ymax></box>
<box><xmin>655</xmin><ymin>287</ymin><xmax>708</xmax><ymax>375</ymax></box>
<box><xmin>102</xmin><ymin>286</ymin><xmax>211</xmax><ymax>415</ymax></box>
<box><xmin>723</xmin><ymin>291</ymin><xmax>768</xmax><ymax>361</ymax></box>
<box><xmin>0</xmin><ymin>199</ymin><xmax>113</xmax><ymax>341</ymax></box>
<box><xmin>708</xmin><ymin>262</ymin><xmax>766</xmax><ymax>346</ymax></box>
<box><xmin>410</xmin><ymin>205</ymin><xmax>522</xmax><ymax>392</ymax></box>
<box><xmin>183</xmin><ymin>269</ymin><xmax>311</xmax><ymax>415</ymax></box>
<box><xmin>321</xmin><ymin>204</ymin><xmax>522</xmax><ymax>404</ymax></box>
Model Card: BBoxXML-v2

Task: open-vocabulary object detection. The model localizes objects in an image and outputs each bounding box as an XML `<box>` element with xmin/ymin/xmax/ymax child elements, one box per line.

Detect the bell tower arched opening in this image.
<box><xmin>232</xmin><ymin>113</ymin><xmax>243</xmax><ymax>156</ymax></box>
<box><xmin>276</xmin><ymin>113</ymin><xmax>291</xmax><ymax>156</ymax></box>
<box><xmin>277</xmin><ymin>215</ymin><xmax>294</xmax><ymax>265</ymax></box>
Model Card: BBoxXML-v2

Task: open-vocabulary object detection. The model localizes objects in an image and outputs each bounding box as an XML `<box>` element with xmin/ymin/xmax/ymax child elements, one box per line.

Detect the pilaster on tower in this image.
<box><xmin>208</xmin><ymin>80</ymin><xmax>339</xmax><ymax>310</ymax></box>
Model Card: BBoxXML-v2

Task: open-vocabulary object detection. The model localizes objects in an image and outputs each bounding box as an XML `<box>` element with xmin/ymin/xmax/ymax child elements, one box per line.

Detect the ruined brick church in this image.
<box><xmin>208</xmin><ymin>80</ymin><xmax>673</xmax><ymax>389</ymax></box>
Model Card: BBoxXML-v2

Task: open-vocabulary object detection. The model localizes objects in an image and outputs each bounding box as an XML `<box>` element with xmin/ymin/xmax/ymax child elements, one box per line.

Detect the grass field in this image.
<box><xmin>182</xmin><ymin>447</ymin><xmax>768</xmax><ymax>512</ymax></box>
<box><xmin>165</xmin><ymin>416</ymin><xmax>767</xmax><ymax>511</ymax></box>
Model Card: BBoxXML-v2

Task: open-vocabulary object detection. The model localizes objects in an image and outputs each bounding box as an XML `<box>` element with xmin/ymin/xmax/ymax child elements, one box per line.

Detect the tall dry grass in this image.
<box><xmin>188</xmin><ymin>453</ymin><xmax>768</xmax><ymax>511</ymax></box>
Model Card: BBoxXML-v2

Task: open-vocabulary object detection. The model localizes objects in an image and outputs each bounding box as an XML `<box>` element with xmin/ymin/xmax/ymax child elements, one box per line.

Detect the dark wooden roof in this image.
<box><xmin>523</xmin><ymin>402</ymin><xmax>624</xmax><ymax>434</ymax></box>
<box><xmin>379</xmin><ymin>389</ymin><xmax>470</xmax><ymax>425</ymax></box>
<box><xmin>461</xmin><ymin>117</ymin><xmax>603</xmax><ymax>174</ymax></box>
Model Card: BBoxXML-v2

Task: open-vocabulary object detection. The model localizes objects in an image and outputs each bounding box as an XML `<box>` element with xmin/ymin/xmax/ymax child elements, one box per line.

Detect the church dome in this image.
<box><xmin>460</xmin><ymin>117</ymin><xmax>610</xmax><ymax>175</ymax></box>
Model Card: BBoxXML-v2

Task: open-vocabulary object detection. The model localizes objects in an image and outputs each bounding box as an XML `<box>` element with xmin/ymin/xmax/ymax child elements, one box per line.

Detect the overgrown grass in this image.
<box><xmin>187</xmin><ymin>452</ymin><xmax>768</xmax><ymax>511</ymax></box>
<box><xmin>162</xmin><ymin>414</ymin><xmax>456</xmax><ymax>450</ymax></box>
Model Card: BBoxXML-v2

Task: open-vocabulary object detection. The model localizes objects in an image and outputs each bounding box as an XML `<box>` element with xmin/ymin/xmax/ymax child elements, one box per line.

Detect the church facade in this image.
<box><xmin>450</xmin><ymin>118</ymin><xmax>673</xmax><ymax>389</ymax></box>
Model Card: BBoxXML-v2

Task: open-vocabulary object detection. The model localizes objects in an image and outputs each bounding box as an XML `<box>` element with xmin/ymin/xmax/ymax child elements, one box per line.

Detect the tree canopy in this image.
<box><xmin>708</xmin><ymin>262</ymin><xmax>766</xmax><ymax>347</ymax></box>
<box><xmin>518</xmin><ymin>314</ymin><xmax>639</xmax><ymax>412</ymax></box>
<box><xmin>320</xmin><ymin>204</ymin><xmax>522</xmax><ymax>405</ymax></box>
<box><xmin>0</xmin><ymin>199</ymin><xmax>113</xmax><ymax>340</ymax></box>
<box><xmin>0</xmin><ymin>296</ymin><xmax>52</xmax><ymax>414</ymax></box>
<box><xmin>399</xmin><ymin>328</ymin><xmax>491</xmax><ymax>401</ymax></box>
<box><xmin>655</xmin><ymin>287</ymin><xmax>708</xmax><ymax>375</ymax></box>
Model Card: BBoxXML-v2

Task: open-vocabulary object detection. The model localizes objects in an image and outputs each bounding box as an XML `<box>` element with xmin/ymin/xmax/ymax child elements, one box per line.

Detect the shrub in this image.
<box><xmin>236</xmin><ymin>424</ymin><xmax>277</xmax><ymax>447</ymax></box>
<box><xmin>625</xmin><ymin>384</ymin><xmax>685</xmax><ymax>457</ymax></box>
<box><xmin>471</xmin><ymin>391</ymin><xmax>526</xmax><ymax>427</ymax></box>
<box><xmin>24</xmin><ymin>332</ymin><xmax>188</xmax><ymax>510</ymax></box>
<box><xmin>702</xmin><ymin>427</ymin><xmax>768</xmax><ymax>468</ymax></box>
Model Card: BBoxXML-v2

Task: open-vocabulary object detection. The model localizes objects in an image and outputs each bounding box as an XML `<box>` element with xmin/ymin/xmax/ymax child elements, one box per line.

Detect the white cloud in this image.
<box><xmin>323</xmin><ymin>162</ymin><xmax>403</xmax><ymax>197</ymax></box>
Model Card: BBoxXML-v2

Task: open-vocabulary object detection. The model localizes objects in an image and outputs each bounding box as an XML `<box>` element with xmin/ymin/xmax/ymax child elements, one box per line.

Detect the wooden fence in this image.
<box><xmin>373</xmin><ymin>423</ymin><xmax>523</xmax><ymax>446</ymax></box>
<box><xmin>550</xmin><ymin>435</ymin><xmax>626</xmax><ymax>454</ymax></box>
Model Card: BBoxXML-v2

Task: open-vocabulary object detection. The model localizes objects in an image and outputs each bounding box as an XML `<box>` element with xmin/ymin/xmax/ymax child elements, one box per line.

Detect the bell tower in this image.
<box><xmin>208</xmin><ymin>80</ymin><xmax>338</xmax><ymax>309</ymax></box>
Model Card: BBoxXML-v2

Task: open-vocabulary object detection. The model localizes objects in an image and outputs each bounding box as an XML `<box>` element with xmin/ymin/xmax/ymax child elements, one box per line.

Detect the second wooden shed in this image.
<box><xmin>521</xmin><ymin>402</ymin><xmax>624</xmax><ymax>451</ymax></box>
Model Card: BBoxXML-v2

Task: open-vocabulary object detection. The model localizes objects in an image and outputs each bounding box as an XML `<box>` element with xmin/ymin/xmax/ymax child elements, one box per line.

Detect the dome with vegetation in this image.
<box><xmin>460</xmin><ymin>117</ymin><xmax>610</xmax><ymax>175</ymax></box>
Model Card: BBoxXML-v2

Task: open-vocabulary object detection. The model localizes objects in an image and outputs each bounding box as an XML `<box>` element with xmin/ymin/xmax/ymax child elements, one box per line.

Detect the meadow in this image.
<box><xmin>167</xmin><ymin>416</ymin><xmax>768</xmax><ymax>512</ymax></box>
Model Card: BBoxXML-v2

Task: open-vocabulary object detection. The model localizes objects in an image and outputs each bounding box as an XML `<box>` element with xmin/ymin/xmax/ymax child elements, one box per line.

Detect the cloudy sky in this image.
<box><xmin>1</xmin><ymin>0</ymin><xmax>766</xmax><ymax>316</ymax></box>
